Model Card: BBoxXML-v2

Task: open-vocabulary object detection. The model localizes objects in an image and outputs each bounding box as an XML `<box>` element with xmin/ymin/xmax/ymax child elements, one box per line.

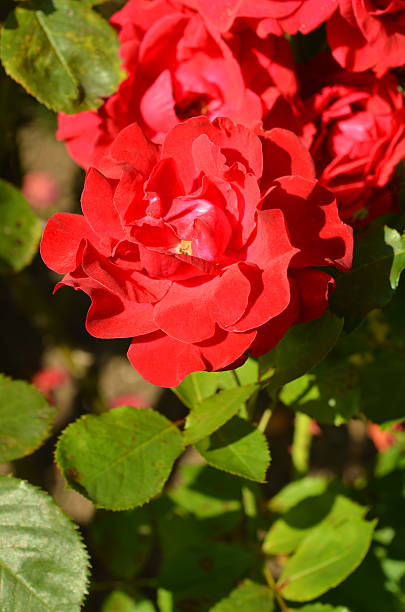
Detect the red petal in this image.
<box><xmin>291</xmin><ymin>268</ymin><xmax>335</xmax><ymax>324</ymax></box>
<box><xmin>41</xmin><ymin>213</ymin><xmax>96</xmax><ymax>274</ymax></box>
<box><xmin>260</xmin><ymin>127</ymin><xmax>315</xmax><ymax>192</ymax></box>
<box><xmin>263</xmin><ymin>176</ymin><xmax>353</xmax><ymax>272</ymax></box>
<box><xmin>57</xmin><ymin>111</ymin><xmax>101</xmax><ymax>171</ymax></box>
<box><xmin>153</xmin><ymin>279</ymin><xmax>217</xmax><ymax>342</ymax></box>
<box><xmin>111</xmin><ymin>123</ymin><xmax>159</xmax><ymax>176</ymax></box>
<box><xmin>81</xmin><ymin>168</ymin><xmax>123</xmax><ymax>244</ymax></box>
<box><xmin>128</xmin><ymin>331</ymin><xmax>206</xmax><ymax>386</ymax></box>
<box><xmin>211</xmin><ymin>263</ymin><xmax>252</xmax><ymax>327</ymax></box>
<box><xmin>86</xmin><ymin>289</ymin><xmax>157</xmax><ymax>338</ymax></box>
<box><xmin>250</xmin><ymin>285</ymin><xmax>300</xmax><ymax>357</ymax></box>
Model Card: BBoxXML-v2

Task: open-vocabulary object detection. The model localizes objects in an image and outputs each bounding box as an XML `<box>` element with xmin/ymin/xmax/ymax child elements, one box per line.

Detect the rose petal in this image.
<box><xmin>153</xmin><ymin>278</ymin><xmax>217</xmax><ymax>342</ymax></box>
<box><xmin>41</xmin><ymin>213</ymin><xmax>97</xmax><ymax>274</ymax></box>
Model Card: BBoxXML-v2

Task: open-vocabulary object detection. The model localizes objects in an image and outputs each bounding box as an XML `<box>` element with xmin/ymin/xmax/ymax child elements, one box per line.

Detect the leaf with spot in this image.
<box><xmin>0</xmin><ymin>0</ymin><xmax>124</xmax><ymax>113</ymax></box>
<box><xmin>194</xmin><ymin>416</ymin><xmax>270</xmax><ymax>482</ymax></box>
<box><xmin>0</xmin><ymin>374</ymin><xmax>57</xmax><ymax>462</ymax></box>
<box><xmin>0</xmin><ymin>179</ymin><xmax>41</xmax><ymax>274</ymax></box>
<box><xmin>183</xmin><ymin>384</ymin><xmax>258</xmax><ymax>445</ymax></box>
<box><xmin>55</xmin><ymin>406</ymin><xmax>184</xmax><ymax>510</ymax></box>
<box><xmin>0</xmin><ymin>475</ymin><xmax>89</xmax><ymax>612</ymax></box>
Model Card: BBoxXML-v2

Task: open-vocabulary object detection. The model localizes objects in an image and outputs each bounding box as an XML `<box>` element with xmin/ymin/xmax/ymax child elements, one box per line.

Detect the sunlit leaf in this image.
<box><xmin>55</xmin><ymin>406</ymin><xmax>184</xmax><ymax>510</ymax></box>
<box><xmin>183</xmin><ymin>385</ymin><xmax>258</xmax><ymax>445</ymax></box>
<box><xmin>195</xmin><ymin>416</ymin><xmax>270</xmax><ymax>482</ymax></box>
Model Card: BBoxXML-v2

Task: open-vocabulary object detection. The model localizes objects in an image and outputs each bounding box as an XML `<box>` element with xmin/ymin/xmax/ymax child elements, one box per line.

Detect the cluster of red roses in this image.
<box><xmin>41</xmin><ymin>0</ymin><xmax>405</xmax><ymax>386</ymax></box>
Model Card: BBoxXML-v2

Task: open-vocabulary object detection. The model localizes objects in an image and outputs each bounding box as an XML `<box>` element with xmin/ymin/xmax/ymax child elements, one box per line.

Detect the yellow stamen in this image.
<box><xmin>178</xmin><ymin>240</ymin><xmax>193</xmax><ymax>256</ymax></box>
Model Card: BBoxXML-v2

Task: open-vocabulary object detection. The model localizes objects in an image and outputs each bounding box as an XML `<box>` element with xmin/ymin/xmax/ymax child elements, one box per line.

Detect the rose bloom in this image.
<box><xmin>327</xmin><ymin>0</ymin><xmax>405</xmax><ymax>75</ymax></box>
<box><xmin>303</xmin><ymin>65</ymin><xmax>405</xmax><ymax>226</ymax></box>
<box><xmin>41</xmin><ymin>118</ymin><xmax>352</xmax><ymax>387</ymax></box>
<box><xmin>57</xmin><ymin>0</ymin><xmax>299</xmax><ymax>176</ymax></box>
<box><xmin>181</xmin><ymin>0</ymin><xmax>337</xmax><ymax>36</ymax></box>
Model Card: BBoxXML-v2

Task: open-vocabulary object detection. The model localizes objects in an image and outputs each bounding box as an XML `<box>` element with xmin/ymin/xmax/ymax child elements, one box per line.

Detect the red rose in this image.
<box><xmin>327</xmin><ymin>0</ymin><xmax>405</xmax><ymax>76</ymax></box>
<box><xmin>41</xmin><ymin>118</ymin><xmax>352</xmax><ymax>387</ymax></box>
<box><xmin>305</xmin><ymin>66</ymin><xmax>405</xmax><ymax>225</ymax></box>
<box><xmin>182</xmin><ymin>0</ymin><xmax>337</xmax><ymax>35</ymax></box>
<box><xmin>57</xmin><ymin>0</ymin><xmax>299</xmax><ymax>176</ymax></box>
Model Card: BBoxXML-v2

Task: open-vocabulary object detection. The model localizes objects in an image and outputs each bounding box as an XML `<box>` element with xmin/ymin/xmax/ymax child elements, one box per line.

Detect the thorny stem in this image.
<box><xmin>263</xmin><ymin>564</ymin><xmax>290</xmax><ymax>612</ymax></box>
<box><xmin>291</xmin><ymin>411</ymin><xmax>313</xmax><ymax>478</ymax></box>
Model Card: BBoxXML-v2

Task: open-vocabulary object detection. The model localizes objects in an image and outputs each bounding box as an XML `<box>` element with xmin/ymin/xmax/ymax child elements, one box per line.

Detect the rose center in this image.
<box><xmin>176</xmin><ymin>240</ymin><xmax>193</xmax><ymax>256</ymax></box>
<box><xmin>175</xmin><ymin>93</ymin><xmax>210</xmax><ymax>120</ymax></box>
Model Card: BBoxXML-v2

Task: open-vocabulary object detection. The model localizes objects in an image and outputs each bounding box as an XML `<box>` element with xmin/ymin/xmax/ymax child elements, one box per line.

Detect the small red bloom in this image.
<box><xmin>42</xmin><ymin>118</ymin><xmax>352</xmax><ymax>387</ymax></box>
<box><xmin>302</xmin><ymin>62</ymin><xmax>405</xmax><ymax>226</ymax></box>
<box><xmin>327</xmin><ymin>0</ymin><xmax>405</xmax><ymax>76</ymax></box>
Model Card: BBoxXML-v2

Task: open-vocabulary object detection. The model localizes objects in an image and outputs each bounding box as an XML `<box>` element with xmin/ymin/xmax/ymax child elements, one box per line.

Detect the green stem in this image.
<box><xmin>258</xmin><ymin>407</ymin><xmax>272</xmax><ymax>433</ymax></box>
<box><xmin>263</xmin><ymin>565</ymin><xmax>290</xmax><ymax>612</ymax></box>
<box><xmin>291</xmin><ymin>411</ymin><xmax>313</xmax><ymax>478</ymax></box>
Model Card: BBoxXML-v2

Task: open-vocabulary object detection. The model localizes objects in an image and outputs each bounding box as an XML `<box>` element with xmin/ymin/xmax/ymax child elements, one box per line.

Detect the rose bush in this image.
<box><xmin>57</xmin><ymin>0</ymin><xmax>300</xmax><ymax>175</ymax></box>
<box><xmin>302</xmin><ymin>64</ymin><xmax>405</xmax><ymax>225</ymax></box>
<box><xmin>327</xmin><ymin>0</ymin><xmax>405</xmax><ymax>75</ymax></box>
<box><xmin>41</xmin><ymin>117</ymin><xmax>352</xmax><ymax>386</ymax></box>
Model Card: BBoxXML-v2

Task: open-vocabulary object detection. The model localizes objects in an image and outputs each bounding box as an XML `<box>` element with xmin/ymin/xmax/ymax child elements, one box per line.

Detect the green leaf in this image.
<box><xmin>183</xmin><ymin>384</ymin><xmax>258</xmax><ymax>445</ymax></box>
<box><xmin>263</xmin><ymin>493</ymin><xmax>367</xmax><ymax>555</ymax></box>
<box><xmin>385</xmin><ymin>227</ymin><xmax>405</xmax><ymax>290</ymax></box>
<box><xmin>234</xmin><ymin>357</ymin><xmax>259</xmax><ymax>386</ymax></box>
<box><xmin>194</xmin><ymin>416</ymin><xmax>270</xmax><ymax>482</ymax></box>
<box><xmin>277</xmin><ymin>517</ymin><xmax>376</xmax><ymax>602</ymax></box>
<box><xmin>0</xmin><ymin>475</ymin><xmax>88</xmax><ymax>612</ymax></box>
<box><xmin>210</xmin><ymin>580</ymin><xmax>274</xmax><ymax>611</ymax></box>
<box><xmin>268</xmin><ymin>476</ymin><xmax>329</xmax><ymax>514</ymax></box>
<box><xmin>55</xmin><ymin>406</ymin><xmax>184</xmax><ymax>510</ymax></box>
<box><xmin>90</xmin><ymin>507</ymin><xmax>153</xmax><ymax>579</ymax></box>
<box><xmin>1</xmin><ymin>0</ymin><xmax>124</xmax><ymax>113</ymax></box>
<box><xmin>173</xmin><ymin>359</ymin><xmax>259</xmax><ymax>410</ymax></box>
<box><xmin>259</xmin><ymin>311</ymin><xmax>343</xmax><ymax>392</ymax></box>
<box><xmin>0</xmin><ymin>374</ymin><xmax>57</xmax><ymax>462</ymax></box>
<box><xmin>0</xmin><ymin>179</ymin><xmax>41</xmax><ymax>274</ymax></box>
<box><xmin>173</xmin><ymin>371</ymin><xmax>223</xmax><ymax>409</ymax></box>
<box><xmin>102</xmin><ymin>591</ymin><xmax>156</xmax><ymax>612</ymax></box>
<box><xmin>331</xmin><ymin>225</ymin><xmax>405</xmax><ymax>331</ymax></box>
<box><xmin>280</xmin><ymin>363</ymin><xmax>360</xmax><ymax>425</ymax></box>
